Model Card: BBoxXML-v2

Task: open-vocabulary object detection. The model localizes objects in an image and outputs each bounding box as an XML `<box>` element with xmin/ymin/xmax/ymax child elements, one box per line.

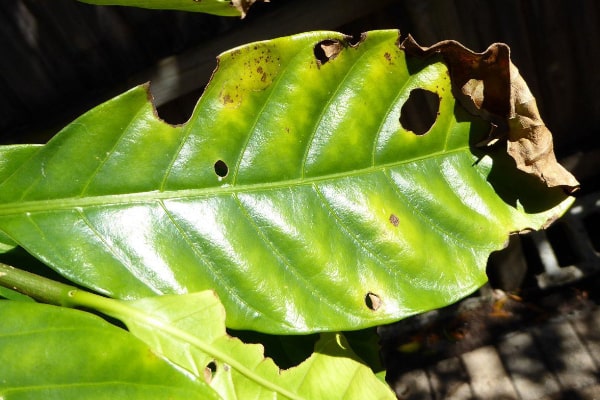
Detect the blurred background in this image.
<box><xmin>1</xmin><ymin>1</ymin><xmax>600</xmax><ymax>398</ymax></box>
<box><xmin>1</xmin><ymin>0</ymin><xmax>599</xmax><ymax>152</ymax></box>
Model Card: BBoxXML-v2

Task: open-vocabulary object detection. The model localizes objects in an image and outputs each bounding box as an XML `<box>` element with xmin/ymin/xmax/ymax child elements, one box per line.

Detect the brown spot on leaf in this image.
<box><xmin>389</xmin><ymin>214</ymin><xmax>399</xmax><ymax>227</ymax></box>
<box><xmin>384</xmin><ymin>52</ymin><xmax>392</xmax><ymax>63</ymax></box>
<box><xmin>400</xmin><ymin>35</ymin><xmax>579</xmax><ymax>193</ymax></box>
<box><xmin>220</xmin><ymin>92</ymin><xmax>234</xmax><ymax>105</ymax></box>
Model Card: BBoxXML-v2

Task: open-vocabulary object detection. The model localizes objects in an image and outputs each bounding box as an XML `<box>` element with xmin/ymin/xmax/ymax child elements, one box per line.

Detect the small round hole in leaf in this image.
<box><xmin>365</xmin><ymin>292</ymin><xmax>382</xmax><ymax>311</ymax></box>
<box><xmin>400</xmin><ymin>88</ymin><xmax>440</xmax><ymax>135</ymax></box>
<box><xmin>214</xmin><ymin>160</ymin><xmax>229</xmax><ymax>178</ymax></box>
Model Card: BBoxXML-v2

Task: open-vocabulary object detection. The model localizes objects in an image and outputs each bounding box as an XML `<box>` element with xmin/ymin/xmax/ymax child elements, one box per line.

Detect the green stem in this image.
<box><xmin>0</xmin><ymin>262</ymin><xmax>77</xmax><ymax>307</ymax></box>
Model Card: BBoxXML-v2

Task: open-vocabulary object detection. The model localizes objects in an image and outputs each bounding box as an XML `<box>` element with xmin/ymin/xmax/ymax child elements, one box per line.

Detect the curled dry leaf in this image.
<box><xmin>401</xmin><ymin>35</ymin><xmax>579</xmax><ymax>193</ymax></box>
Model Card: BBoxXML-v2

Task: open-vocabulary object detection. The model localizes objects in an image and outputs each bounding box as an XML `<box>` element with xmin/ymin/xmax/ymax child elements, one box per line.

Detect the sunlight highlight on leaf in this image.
<box><xmin>0</xmin><ymin>30</ymin><xmax>574</xmax><ymax>333</ymax></box>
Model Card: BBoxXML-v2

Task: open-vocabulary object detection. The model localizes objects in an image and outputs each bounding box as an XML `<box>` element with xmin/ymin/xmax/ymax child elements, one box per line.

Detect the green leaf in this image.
<box><xmin>0</xmin><ymin>301</ymin><xmax>220</xmax><ymax>399</ymax></box>
<box><xmin>76</xmin><ymin>0</ymin><xmax>251</xmax><ymax>17</ymax></box>
<box><xmin>0</xmin><ymin>30</ymin><xmax>573</xmax><ymax>333</ymax></box>
<box><xmin>0</xmin><ymin>145</ymin><xmax>40</xmax><ymax>253</ymax></box>
<box><xmin>102</xmin><ymin>291</ymin><xmax>396</xmax><ymax>399</ymax></box>
<box><xmin>0</xmin><ymin>286</ymin><xmax>35</xmax><ymax>301</ymax></box>
<box><xmin>0</xmin><ymin>266</ymin><xmax>394</xmax><ymax>400</ymax></box>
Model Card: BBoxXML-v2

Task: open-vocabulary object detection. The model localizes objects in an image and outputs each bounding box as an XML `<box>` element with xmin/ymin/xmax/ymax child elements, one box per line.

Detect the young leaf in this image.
<box><xmin>0</xmin><ymin>30</ymin><xmax>574</xmax><ymax>333</ymax></box>
<box><xmin>0</xmin><ymin>301</ymin><xmax>220</xmax><ymax>399</ymax></box>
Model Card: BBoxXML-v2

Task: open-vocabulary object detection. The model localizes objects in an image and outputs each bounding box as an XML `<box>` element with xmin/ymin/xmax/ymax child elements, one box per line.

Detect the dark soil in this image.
<box><xmin>379</xmin><ymin>272</ymin><xmax>600</xmax><ymax>375</ymax></box>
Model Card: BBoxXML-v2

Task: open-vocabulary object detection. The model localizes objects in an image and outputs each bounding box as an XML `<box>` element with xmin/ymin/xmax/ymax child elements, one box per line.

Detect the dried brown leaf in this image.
<box><xmin>231</xmin><ymin>0</ymin><xmax>267</xmax><ymax>18</ymax></box>
<box><xmin>401</xmin><ymin>35</ymin><xmax>579</xmax><ymax>193</ymax></box>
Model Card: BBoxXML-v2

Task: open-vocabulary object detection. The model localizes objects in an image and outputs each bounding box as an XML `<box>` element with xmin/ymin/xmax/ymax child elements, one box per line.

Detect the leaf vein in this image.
<box><xmin>158</xmin><ymin>200</ymin><xmax>268</xmax><ymax>322</ymax></box>
<box><xmin>231</xmin><ymin>193</ymin><xmax>356</xmax><ymax>326</ymax></box>
<box><xmin>300</xmin><ymin>41</ymin><xmax>375</xmax><ymax>178</ymax></box>
<box><xmin>79</xmin><ymin>104</ymin><xmax>148</xmax><ymax>196</ymax></box>
<box><xmin>311</xmin><ymin>184</ymin><xmax>391</xmax><ymax>272</ymax></box>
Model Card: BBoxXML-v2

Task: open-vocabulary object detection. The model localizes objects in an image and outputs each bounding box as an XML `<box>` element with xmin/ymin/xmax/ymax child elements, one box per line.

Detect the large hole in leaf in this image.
<box><xmin>227</xmin><ymin>329</ymin><xmax>319</xmax><ymax>369</ymax></box>
<box><xmin>214</xmin><ymin>160</ymin><xmax>229</xmax><ymax>178</ymax></box>
<box><xmin>400</xmin><ymin>88</ymin><xmax>440</xmax><ymax>135</ymax></box>
<box><xmin>314</xmin><ymin>39</ymin><xmax>343</xmax><ymax>65</ymax></box>
<box><xmin>155</xmin><ymin>87</ymin><xmax>205</xmax><ymax>125</ymax></box>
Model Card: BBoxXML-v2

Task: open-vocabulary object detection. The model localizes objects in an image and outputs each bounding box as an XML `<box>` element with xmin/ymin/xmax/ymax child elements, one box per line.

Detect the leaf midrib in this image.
<box><xmin>0</xmin><ymin>147</ymin><xmax>471</xmax><ymax>216</ymax></box>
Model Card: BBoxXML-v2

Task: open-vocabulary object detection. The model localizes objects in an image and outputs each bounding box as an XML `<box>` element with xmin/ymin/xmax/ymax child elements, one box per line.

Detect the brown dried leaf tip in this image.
<box><xmin>231</xmin><ymin>0</ymin><xmax>268</xmax><ymax>18</ymax></box>
<box><xmin>401</xmin><ymin>35</ymin><xmax>579</xmax><ymax>193</ymax></box>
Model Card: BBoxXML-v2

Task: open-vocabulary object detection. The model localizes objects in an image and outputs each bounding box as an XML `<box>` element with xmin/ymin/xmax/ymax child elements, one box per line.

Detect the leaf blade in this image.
<box><xmin>106</xmin><ymin>291</ymin><xmax>396</xmax><ymax>399</ymax></box>
<box><xmin>0</xmin><ymin>30</ymin><xmax>574</xmax><ymax>333</ymax></box>
<box><xmin>0</xmin><ymin>301</ymin><xmax>220</xmax><ymax>400</ymax></box>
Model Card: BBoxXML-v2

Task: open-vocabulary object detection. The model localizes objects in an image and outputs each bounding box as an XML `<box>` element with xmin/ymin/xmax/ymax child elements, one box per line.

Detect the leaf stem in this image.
<box><xmin>0</xmin><ymin>262</ymin><xmax>77</xmax><ymax>306</ymax></box>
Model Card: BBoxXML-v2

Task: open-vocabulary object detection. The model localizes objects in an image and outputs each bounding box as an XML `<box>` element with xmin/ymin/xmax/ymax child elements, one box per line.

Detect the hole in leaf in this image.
<box><xmin>314</xmin><ymin>39</ymin><xmax>343</xmax><ymax>65</ymax></box>
<box><xmin>214</xmin><ymin>160</ymin><xmax>229</xmax><ymax>178</ymax></box>
<box><xmin>155</xmin><ymin>87</ymin><xmax>204</xmax><ymax>125</ymax></box>
<box><xmin>400</xmin><ymin>88</ymin><xmax>440</xmax><ymax>135</ymax></box>
<box><xmin>346</xmin><ymin>32</ymin><xmax>366</xmax><ymax>47</ymax></box>
<box><xmin>204</xmin><ymin>361</ymin><xmax>217</xmax><ymax>383</ymax></box>
<box><xmin>227</xmin><ymin>328</ymin><xmax>319</xmax><ymax>369</ymax></box>
<box><xmin>365</xmin><ymin>292</ymin><xmax>382</xmax><ymax>311</ymax></box>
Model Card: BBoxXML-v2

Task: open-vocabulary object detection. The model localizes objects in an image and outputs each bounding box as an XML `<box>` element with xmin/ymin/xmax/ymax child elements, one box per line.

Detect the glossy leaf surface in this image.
<box><xmin>0</xmin><ymin>30</ymin><xmax>573</xmax><ymax>333</ymax></box>
<box><xmin>0</xmin><ymin>301</ymin><xmax>219</xmax><ymax>399</ymax></box>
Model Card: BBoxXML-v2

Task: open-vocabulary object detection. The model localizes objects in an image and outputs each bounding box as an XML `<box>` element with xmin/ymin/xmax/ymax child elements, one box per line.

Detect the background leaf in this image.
<box><xmin>106</xmin><ymin>290</ymin><xmax>396</xmax><ymax>399</ymax></box>
<box><xmin>0</xmin><ymin>30</ymin><xmax>573</xmax><ymax>333</ymax></box>
<box><xmin>0</xmin><ymin>301</ymin><xmax>219</xmax><ymax>399</ymax></box>
<box><xmin>0</xmin><ymin>287</ymin><xmax>34</xmax><ymax>302</ymax></box>
<box><xmin>76</xmin><ymin>0</ymin><xmax>247</xmax><ymax>17</ymax></box>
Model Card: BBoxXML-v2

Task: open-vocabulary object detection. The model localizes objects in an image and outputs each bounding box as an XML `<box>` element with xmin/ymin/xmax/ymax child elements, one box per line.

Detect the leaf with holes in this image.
<box><xmin>0</xmin><ymin>301</ymin><xmax>219</xmax><ymax>399</ymax></box>
<box><xmin>108</xmin><ymin>291</ymin><xmax>396</xmax><ymax>399</ymax></box>
<box><xmin>0</xmin><ymin>266</ymin><xmax>395</xmax><ymax>399</ymax></box>
<box><xmin>0</xmin><ymin>30</ymin><xmax>574</xmax><ymax>334</ymax></box>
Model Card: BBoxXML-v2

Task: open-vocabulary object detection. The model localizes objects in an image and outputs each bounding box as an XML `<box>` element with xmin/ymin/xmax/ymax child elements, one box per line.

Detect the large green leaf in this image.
<box><xmin>0</xmin><ymin>30</ymin><xmax>573</xmax><ymax>333</ymax></box>
<box><xmin>0</xmin><ymin>301</ymin><xmax>219</xmax><ymax>399</ymax></box>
